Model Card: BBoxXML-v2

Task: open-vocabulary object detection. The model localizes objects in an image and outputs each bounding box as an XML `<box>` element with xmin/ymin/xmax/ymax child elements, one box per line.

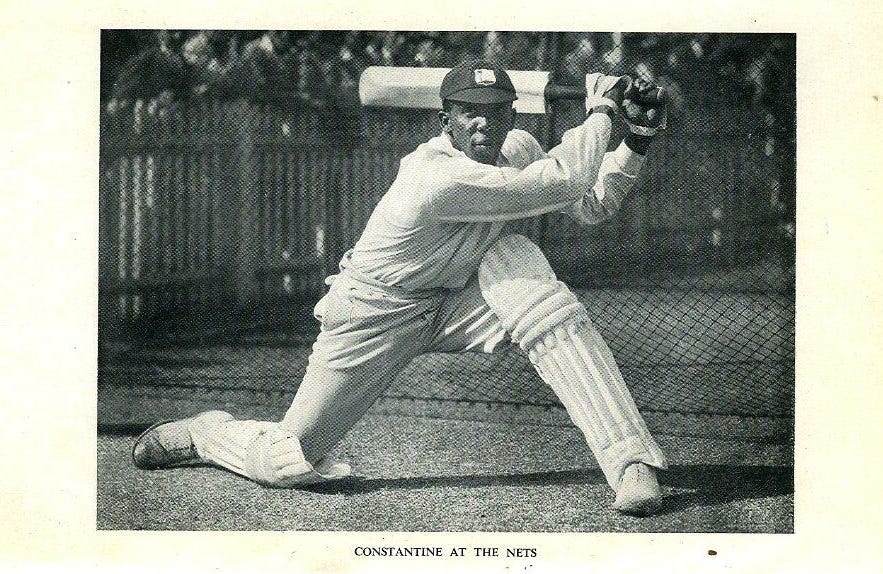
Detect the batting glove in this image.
<box><xmin>621</xmin><ymin>78</ymin><xmax>668</xmax><ymax>137</ymax></box>
<box><xmin>585</xmin><ymin>73</ymin><xmax>629</xmax><ymax>115</ymax></box>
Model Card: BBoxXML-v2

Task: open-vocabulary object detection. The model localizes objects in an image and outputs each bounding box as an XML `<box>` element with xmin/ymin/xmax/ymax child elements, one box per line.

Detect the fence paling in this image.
<box><xmin>99</xmin><ymin>99</ymin><xmax>787</xmax><ymax>324</ymax></box>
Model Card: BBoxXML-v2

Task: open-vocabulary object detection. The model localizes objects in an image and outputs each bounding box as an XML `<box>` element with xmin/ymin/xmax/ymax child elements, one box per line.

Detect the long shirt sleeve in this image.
<box><xmin>422</xmin><ymin>113</ymin><xmax>613</xmax><ymax>223</ymax></box>
<box><xmin>562</xmin><ymin>141</ymin><xmax>647</xmax><ymax>225</ymax></box>
<box><xmin>344</xmin><ymin>115</ymin><xmax>647</xmax><ymax>290</ymax></box>
<box><xmin>497</xmin><ymin>128</ymin><xmax>647</xmax><ymax>226</ymax></box>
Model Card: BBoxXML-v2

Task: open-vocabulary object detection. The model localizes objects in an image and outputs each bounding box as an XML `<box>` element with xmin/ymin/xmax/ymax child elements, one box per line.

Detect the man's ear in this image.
<box><xmin>438</xmin><ymin>110</ymin><xmax>451</xmax><ymax>134</ymax></box>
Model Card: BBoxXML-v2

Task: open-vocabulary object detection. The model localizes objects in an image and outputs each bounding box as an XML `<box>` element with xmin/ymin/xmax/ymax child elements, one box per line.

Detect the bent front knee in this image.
<box><xmin>479</xmin><ymin>234</ymin><xmax>555</xmax><ymax>290</ymax></box>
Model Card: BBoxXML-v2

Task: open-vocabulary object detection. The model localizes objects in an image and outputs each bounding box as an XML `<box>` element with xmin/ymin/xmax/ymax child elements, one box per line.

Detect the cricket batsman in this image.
<box><xmin>132</xmin><ymin>59</ymin><xmax>669</xmax><ymax>515</ymax></box>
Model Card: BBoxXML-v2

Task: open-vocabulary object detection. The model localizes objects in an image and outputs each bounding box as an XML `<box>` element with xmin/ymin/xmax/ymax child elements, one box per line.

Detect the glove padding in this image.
<box><xmin>585</xmin><ymin>73</ymin><xmax>627</xmax><ymax>114</ymax></box>
<box><xmin>621</xmin><ymin>78</ymin><xmax>668</xmax><ymax>136</ymax></box>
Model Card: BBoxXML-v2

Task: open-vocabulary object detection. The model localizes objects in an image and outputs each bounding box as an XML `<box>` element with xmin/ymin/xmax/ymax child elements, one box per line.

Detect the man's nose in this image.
<box><xmin>472</xmin><ymin>115</ymin><xmax>488</xmax><ymax>132</ymax></box>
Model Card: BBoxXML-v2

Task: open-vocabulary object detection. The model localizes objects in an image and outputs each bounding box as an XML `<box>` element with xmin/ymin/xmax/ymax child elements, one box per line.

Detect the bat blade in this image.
<box><xmin>359</xmin><ymin>67</ymin><xmax>551</xmax><ymax>114</ymax></box>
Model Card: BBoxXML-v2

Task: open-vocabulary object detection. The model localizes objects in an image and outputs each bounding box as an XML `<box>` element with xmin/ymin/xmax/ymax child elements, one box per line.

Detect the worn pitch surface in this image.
<box><xmin>97</xmin><ymin>413</ymin><xmax>792</xmax><ymax>532</ymax></box>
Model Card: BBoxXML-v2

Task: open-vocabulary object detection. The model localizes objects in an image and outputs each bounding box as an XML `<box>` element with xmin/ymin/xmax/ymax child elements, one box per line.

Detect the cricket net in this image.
<box><xmin>98</xmin><ymin>31</ymin><xmax>795</xmax><ymax>441</ymax></box>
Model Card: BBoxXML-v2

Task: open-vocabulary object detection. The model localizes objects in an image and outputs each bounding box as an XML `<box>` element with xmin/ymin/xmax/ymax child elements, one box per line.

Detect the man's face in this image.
<box><xmin>439</xmin><ymin>101</ymin><xmax>516</xmax><ymax>165</ymax></box>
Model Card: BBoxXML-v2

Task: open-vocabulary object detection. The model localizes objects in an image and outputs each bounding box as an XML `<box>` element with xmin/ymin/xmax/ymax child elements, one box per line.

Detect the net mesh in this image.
<box><xmin>98</xmin><ymin>31</ymin><xmax>795</xmax><ymax>435</ymax></box>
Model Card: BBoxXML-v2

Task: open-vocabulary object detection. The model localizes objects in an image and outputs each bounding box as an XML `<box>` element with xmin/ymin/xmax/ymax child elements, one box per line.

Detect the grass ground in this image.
<box><xmin>98</xmin><ymin>413</ymin><xmax>792</xmax><ymax>532</ymax></box>
<box><xmin>98</xmin><ymin>288</ymin><xmax>793</xmax><ymax>532</ymax></box>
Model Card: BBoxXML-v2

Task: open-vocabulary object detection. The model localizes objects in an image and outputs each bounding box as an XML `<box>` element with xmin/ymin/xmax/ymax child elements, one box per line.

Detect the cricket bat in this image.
<box><xmin>359</xmin><ymin>66</ymin><xmax>665</xmax><ymax>114</ymax></box>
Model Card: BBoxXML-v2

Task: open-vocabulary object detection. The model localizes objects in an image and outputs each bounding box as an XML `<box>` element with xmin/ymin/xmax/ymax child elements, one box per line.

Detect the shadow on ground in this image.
<box><xmin>305</xmin><ymin>463</ymin><xmax>793</xmax><ymax>514</ymax></box>
<box><xmin>660</xmin><ymin>464</ymin><xmax>792</xmax><ymax>514</ymax></box>
<box><xmin>98</xmin><ymin>414</ymin><xmax>793</xmax><ymax>532</ymax></box>
<box><xmin>307</xmin><ymin>468</ymin><xmax>604</xmax><ymax>494</ymax></box>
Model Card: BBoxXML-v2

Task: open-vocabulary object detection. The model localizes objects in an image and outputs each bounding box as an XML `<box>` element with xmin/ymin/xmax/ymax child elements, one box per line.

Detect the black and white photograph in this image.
<box><xmin>2</xmin><ymin>1</ymin><xmax>882</xmax><ymax>572</ymax></box>
<box><xmin>96</xmin><ymin>29</ymin><xmax>795</xmax><ymax>532</ymax></box>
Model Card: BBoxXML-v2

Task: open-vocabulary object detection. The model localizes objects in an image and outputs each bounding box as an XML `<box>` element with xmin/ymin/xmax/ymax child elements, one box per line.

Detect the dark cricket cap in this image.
<box><xmin>439</xmin><ymin>59</ymin><xmax>517</xmax><ymax>104</ymax></box>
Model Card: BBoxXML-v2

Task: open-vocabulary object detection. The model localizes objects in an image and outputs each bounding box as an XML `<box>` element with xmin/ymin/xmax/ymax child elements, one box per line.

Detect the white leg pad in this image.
<box><xmin>188</xmin><ymin>411</ymin><xmax>351</xmax><ymax>487</ymax></box>
<box><xmin>480</xmin><ymin>235</ymin><xmax>667</xmax><ymax>489</ymax></box>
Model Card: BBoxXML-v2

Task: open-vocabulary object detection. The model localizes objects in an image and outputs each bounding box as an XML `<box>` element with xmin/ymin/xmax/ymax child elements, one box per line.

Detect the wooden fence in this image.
<box><xmin>98</xmin><ymin>98</ymin><xmax>785</xmax><ymax>337</ymax></box>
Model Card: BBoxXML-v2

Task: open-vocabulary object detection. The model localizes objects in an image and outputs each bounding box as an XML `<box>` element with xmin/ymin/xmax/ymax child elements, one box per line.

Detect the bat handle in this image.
<box><xmin>544</xmin><ymin>83</ymin><xmax>587</xmax><ymax>104</ymax></box>
<box><xmin>544</xmin><ymin>82</ymin><xmax>667</xmax><ymax>106</ymax></box>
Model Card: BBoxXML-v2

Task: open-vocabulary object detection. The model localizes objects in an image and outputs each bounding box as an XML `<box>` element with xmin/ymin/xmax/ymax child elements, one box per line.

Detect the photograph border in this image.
<box><xmin>2</xmin><ymin>0</ymin><xmax>882</xmax><ymax>572</ymax></box>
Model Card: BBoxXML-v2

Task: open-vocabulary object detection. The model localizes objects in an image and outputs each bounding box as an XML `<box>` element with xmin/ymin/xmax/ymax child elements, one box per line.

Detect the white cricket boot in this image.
<box><xmin>613</xmin><ymin>462</ymin><xmax>663</xmax><ymax>516</ymax></box>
